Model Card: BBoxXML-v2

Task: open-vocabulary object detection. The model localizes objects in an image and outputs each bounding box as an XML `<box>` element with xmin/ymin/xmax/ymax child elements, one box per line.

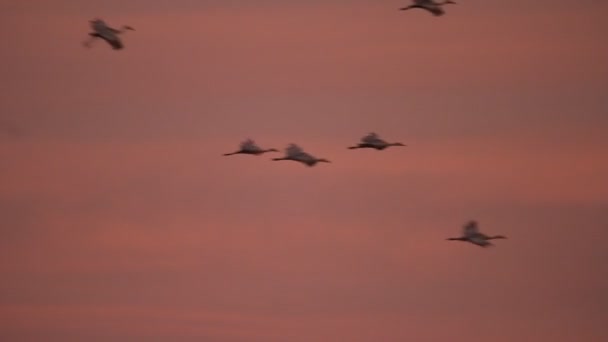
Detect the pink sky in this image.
<box><xmin>1</xmin><ymin>1</ymin><xmax>607</xmax><ymax>341</ymax></box>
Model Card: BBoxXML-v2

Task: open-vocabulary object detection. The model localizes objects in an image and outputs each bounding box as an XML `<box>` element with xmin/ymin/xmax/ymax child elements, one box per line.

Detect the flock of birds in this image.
<box><xmin>222</xmin><ymin>133</ymin><xmax>405</xmax><ymax>167</ymax></box>
<box><xmin>83</xmin><ymin>1</ymin><xmax>458</xmax><ymax>50</ymax></box>
<box><xmin>82</xmin><ymin>0</ymin><xmax>507</xmax><ymax>248</ymax></box>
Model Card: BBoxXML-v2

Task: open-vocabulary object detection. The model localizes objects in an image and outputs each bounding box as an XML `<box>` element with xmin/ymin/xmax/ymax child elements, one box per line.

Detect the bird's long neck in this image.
<box><xmin>487</xmin><ymin>235</ymin><xmax>505</xmax><ymax>240</ymax></box>
<box><xmin>115</xmin><ymin>26</ymin><xmax>131</xmax><ymax>34</ymax></box>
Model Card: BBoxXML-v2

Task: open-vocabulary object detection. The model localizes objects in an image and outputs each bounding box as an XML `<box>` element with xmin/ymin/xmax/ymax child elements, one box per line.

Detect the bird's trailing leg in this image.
<box><xmin>399</xmin><ymin>5</ymin><xmax>417</xmax><ymax>11</ymax></box>
<box><xmin>82</xmin><ymin>35</ymin><xmax>98</xmax><ymax>48</ymax></box>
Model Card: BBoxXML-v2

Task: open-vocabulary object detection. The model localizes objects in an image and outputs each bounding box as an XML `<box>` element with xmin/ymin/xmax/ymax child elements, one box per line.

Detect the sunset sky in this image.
<box><xmin>1</xmin><ymin>1</ymin><xmax>607</xmax><ymax>341</ymax></box>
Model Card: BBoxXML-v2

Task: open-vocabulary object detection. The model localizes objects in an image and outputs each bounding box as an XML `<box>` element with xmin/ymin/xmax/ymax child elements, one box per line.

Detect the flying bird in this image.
<box><xmin>447</xmin><ymin>221</ymin><xmax>507</xmax><ymax>247</ymax></box>
<box><xmin>272</xmin><ymin>144</ymin><xmax>331</xmax><ymax>167</ymax></box>
<box><xmin>399</xmin><ymin>0</ymin><xmax>456</xmax><ymax>16</ymax></box>
<box><xmin>83</xmin><ymin>18</ymin><xmax>135</xmax><ymax>50</ymax></box>
<box><xmin>223</xmin><ymin>139</ymin><xmax>278</xmax><ymax>156</ymax></box>
<box><xmin>348</xmin><ymin>132</ymin><xmax>406</xmax><ymax>150</ymax></box>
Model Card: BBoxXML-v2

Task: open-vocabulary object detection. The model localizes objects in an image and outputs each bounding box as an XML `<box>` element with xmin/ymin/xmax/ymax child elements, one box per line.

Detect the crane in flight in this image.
<box><xmin>348</xmin><ymin>132</ymin><xmax>406</xmax><ymax>150</ymax></box>
<box><xmin>399</xmin><ymin>0</ymin><xmax>456</xmax><ymax>17</ymax></box>
<box><xmin>83</xmin><ymin>18</ymin><xmax>135</xmax><ymax>50</ymax></box>
<box><xmin>223</xmin><ymin>139</ymin><xmax>279</xmax><ymax>156</ymax></box>
<box><xmin>447</xmin><ymin>221</ymin><xmax>507</xmax><ymax>247</ymax></box>
<box><xmin>272</xmin><ymin>144</ymin><xmax>331</xmax><ymax>167</ymax></box>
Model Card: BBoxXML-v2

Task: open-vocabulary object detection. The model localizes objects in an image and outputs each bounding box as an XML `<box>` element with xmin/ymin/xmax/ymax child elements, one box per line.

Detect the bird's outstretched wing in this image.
<box><xmin>104</xmin><ymin>35</ymin><xmax>124</xmax><ymax>49</ymax></box>
<box><xmin>463</xmin><ymin>221</ymin><xmax>479</xmax><ymax>237</ymax></box>
<box><xmin>361</xmin><ymin>132</ymin><xmax>381</xmax><ymax>143</ymax></box>
<box><xmin>297</xmin><ymin>152</ymin><xmax>315</xmax><ymax>163</ymax></box>
<box><xmin>409</xmin><ymin>0</ymin><xmax>445</xmax><ymax>16</ymax></box>
<box><xmin>417</xmin><ymin>0</ymin><xmax>443</xmax><ymax>5</ymax></box>
<box><xmin>362</xmin><ymin>132</ymin><xmax>388</xmax><ymax>146</ymax></box>
<box><xmin>91</xmin><ymin>20</ymin><xmax>124</xmax><ymax>50</ymax></box>
<box><xmin>426</xmin><ymin>5</ymin><xmax>445</xmax><ymax>16</ymax></box>
<box><xmin>240</xmin><ymin>139</ymin><xmax>262</xmax><ymax>152</ymax></box>
<box><xmin>240</xmin><ymin>139</ymin><xmax>256</xmax><ymax>149</ymax></box>
<box><xmin>286</xmin><ymin>144</ymin><xmax>304</xmax><ymax>157</ymax></box>
<box><xmin>91</xmin><ymin>19</ymin><xmax>108</xmax><ymax>32</ymax></box>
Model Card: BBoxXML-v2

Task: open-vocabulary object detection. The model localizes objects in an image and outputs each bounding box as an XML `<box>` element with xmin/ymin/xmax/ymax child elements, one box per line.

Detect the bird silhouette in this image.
<box><xmin>348</xmin><ymin>132</ymin><xmax>406</xmax><ymax>150</ymax></box>
<box><xmin>400</xmin><ymin>0</ymin><xmax>456</xmax><ymax>17</ymax></box>
<box><xmin>223</xmin><ymin>139</ymin><xmax>279</xmax><ymax>156</ymax></box>
<box><xmin>83</xmin><ymin>18</ymin><xmax>135</xmax><ymax>50</ymax></box>
<box><xmin>272</xmin><ymin>144</ymin><xmax>331</xmax><ymax>167</ymax></box>
<box><xmin>447</xmin><ymin>221</ymin><xmax>507</xmax><ymax>247</ymax></box>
